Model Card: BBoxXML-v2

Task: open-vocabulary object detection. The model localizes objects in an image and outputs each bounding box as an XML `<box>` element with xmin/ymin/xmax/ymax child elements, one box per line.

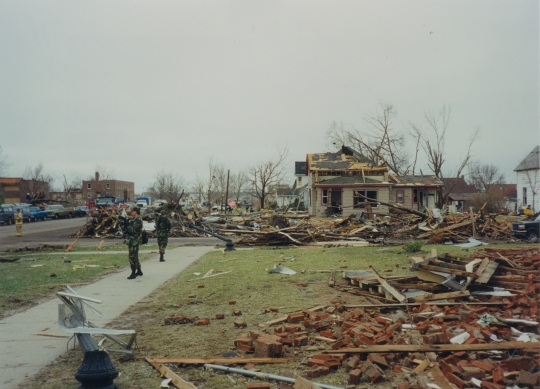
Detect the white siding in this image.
<box><xmin>516</xmin><ymin>170</ymin><xmax>540</xmax><ymax>212</ymax></box>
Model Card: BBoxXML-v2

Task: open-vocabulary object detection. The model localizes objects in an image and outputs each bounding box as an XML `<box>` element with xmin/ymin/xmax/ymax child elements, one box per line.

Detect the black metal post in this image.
<box><xmin>188</xmin><ymin>223</ymin><xmax>235</xmax><ymax>251</ymax></box>
<box><xmin>74</xmin><ymin>350</ymin><xmax>119</xmax><ymax>389</ymax></box>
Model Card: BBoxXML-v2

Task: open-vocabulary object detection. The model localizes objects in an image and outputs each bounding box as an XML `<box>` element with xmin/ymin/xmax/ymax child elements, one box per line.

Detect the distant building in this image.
<box><xmin>81</xmin><ymin>172</ymin><xmax>135</xmax><ymax>202</ymax></box>
<box><xmin>0</xmin><ymin>178</ymin><xmax>50</xmax><ymax>204</ymax></box>
<box><xmin>514</xmin><ymin>145</ymin><xmax>540</xmax><ymax>212</ymax></box>
<box><xmin>442</xmin><ymin>177</ymin><xmax>480</xmax><ymax>212</ymax></box>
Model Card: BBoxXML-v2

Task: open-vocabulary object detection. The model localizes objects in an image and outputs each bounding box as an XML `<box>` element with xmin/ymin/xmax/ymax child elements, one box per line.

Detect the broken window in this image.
<box><xmin>106</xmin><ymin>183</ymin><xmax>110</xmax><ymax>189</ymax></box>
<box><xmin>87</xmin><ymin>193</ymin><xmax>92</xmax><ymax>198</ymax></box>
<box><xmin>413</xmin><ymin>189</ymin><xmax>418</xmax><ymax>203</ymax></box>
<box><xmin>322</xmin><ymin>189</ymin><xmax>329</xmax><ymax>205</ymax></box>
<box><xmin>523</xmin><ymin>187</ymin><xmax>527</xmax><ymax>205</ymax></box>
<box><xmin>87</xmin><ymin>183</ymin><xmax>92</xmax><ymax>189</ymax></box>
<box><xmin>353</xmin><ymin>190</ymin><xmax>378</xmax><ymax>208</ymax></box>
<box><xmin>396</xmin><ymin>190</ymin><xmax>404</xmax><ymax>203</ymax></box>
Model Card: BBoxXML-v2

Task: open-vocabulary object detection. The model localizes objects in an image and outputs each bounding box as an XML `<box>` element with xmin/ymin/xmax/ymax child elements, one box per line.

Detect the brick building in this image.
<box><xmin>81</xmin><ymin>172</ymin><xmax>135</xmax><ymax>202</ymax></box>
<box><xmin>0</xmin><ymin>177</ymin><xmax>50</xmax><ymax>203</ymax></box>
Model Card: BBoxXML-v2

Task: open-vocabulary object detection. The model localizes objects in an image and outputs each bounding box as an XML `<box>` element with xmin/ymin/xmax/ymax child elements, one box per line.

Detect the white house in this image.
<box><xmin>514</xmin><ymin>145</ymin><xmax>540</xmax><ymax>213</ymax></box>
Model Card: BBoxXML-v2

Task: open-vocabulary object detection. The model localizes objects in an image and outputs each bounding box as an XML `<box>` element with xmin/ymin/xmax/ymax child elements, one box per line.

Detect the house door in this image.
<box><xmin>330</xmin><ymin>189</ymin><xmax>342</xmax><ymax>215</ymax></box>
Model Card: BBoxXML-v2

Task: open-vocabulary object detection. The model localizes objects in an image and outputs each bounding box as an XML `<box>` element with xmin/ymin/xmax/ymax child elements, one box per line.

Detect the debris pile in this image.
<box><xmin>71</xmin><ymin>205</ymin><xmax>517</xmax><ymax>245</ymax></box>
<box><xmin>224</xmin><ymin>247</ymin><xmax>539</xmax><ymax>388</ymax></box>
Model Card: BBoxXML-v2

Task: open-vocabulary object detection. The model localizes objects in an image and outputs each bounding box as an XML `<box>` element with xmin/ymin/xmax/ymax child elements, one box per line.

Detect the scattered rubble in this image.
<box><xmin>70</xmin><ymin>204</ymin><xmax>519</xmax><ymax>246</ymax></box>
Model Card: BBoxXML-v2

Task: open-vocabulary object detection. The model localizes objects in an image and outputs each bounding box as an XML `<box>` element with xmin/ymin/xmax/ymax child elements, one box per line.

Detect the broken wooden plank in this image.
<box><xmin>413</xmin><ymin>359</ymin><xmax>430</xmax><ymax>374</ymax></box>
<box><xmin>187</xmin><ymin>271</ymin><xmax>231</xmax><ymax>282</ymax></box>
<box><xmin>429</xmin><ymin>366</ymin><xmax>454</xmax><ymax>389</ymax></box>
<box><xmin>321</xmin><ymin>341</ymin><xmax>532</xmax><ymax>354</ymax></box>
<box><xmin>294</xmin><ymin>374</ymin><xmax>324</xmax><ymax>389</ymax></box>
<box><xmin>417</xmin><ymin>263</ymin><xmax>478</xmax><ymax>278</ymax></box>
<box><xmin>416</xmin><ymin>218</ymin><xmax>474</xmax><ymax>239</ymax></box>
<box><xmin>410</xmin><ymin>290</ymin><xmax>470</xmax><ymax>302</ymax></box>
<box><xmin>343</xmin><ymin>302</ymin><xmax>505</xmax><ymax>308</ymax></box>
<box><xmin>146</xmin><ymin>359</ymin><xmax>198</xmax><ymax>389</ymax></box>
<box><xmin>369</xmin><ymin>266</ymin><xmax>406</xmax><ymax>303</ymax></box>
<box><xmin>32</xmin><ymin>333</ymin><xmax>70</xmax><ymax>338</ymax></box>
<box><xmin>328</xmin><ymin>269</ymin><xmax>336</xmax><ymax>287</ymax></box>
<box><xmin>147</xmin><ymin>357</ymin><xmax>292</xmax><ymax>365</ymax></box>
<box><xmin>475</xmin><ymin>261</ymin><xmax>499</xmax><ymax>284</ymax></box>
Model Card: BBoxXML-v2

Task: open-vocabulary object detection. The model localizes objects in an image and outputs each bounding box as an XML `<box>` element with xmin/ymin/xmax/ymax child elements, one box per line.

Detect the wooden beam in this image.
<box><xmin>320</xmin><ymin>341</ymin><xmax>532</xmax><ymax>354</ymax></box>
<box><xmin>429</xmin><ymin>366</ymin><xmax>454</xmax><ymax>389</ymax></box>
<box><xmin>343</xmin><ymin>302</ymin><xmax>505</xmax><ymax>308</ymax></box>
<box><xmin>417</xmin><ymin>264</ymin><xmax>478</xmax><ymax>278</ymax></box>
<box><xmin>410</xmin><ymin>290</ymin><xmax>470</xmax><ymax>302</ymax></box>
<box><xmin>146</xmin><ymin>359</ymin><xmax>198</xmax><ymax>389</ymax></box>
<box><xmin>147</xmin><ymin>357</ymin><xmax>292</xmax><ymax>365</ymax></box>
<box><xmin>416</xmin><ymin>217</ymin><xmax>475</xmax><ymax>239</ymax></box>
<box><xmin>370</xmin><ymin>266</ymin><xmax>407</xmax><ymax>303</ymax></box>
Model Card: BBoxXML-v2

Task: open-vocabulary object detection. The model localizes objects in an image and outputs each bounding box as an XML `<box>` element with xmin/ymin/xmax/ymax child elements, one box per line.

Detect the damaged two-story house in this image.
<box><xmin>305</xmin><ymin>146</ymin><xmax>444</xmax><ymax>217</ymax></box>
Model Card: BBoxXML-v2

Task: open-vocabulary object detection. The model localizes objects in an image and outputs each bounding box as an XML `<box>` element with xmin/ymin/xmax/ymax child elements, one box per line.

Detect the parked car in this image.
<box><xmin>0</xmin><ymin>207</ymin><xmax>14</xmax><ymax>225</ymax></box>
<box><xmin>74</xmin><ymin>206</ymin><xmax>89</xmax><ymax>217</ymax></box>
<box><xmin>46</xmin><ymin>204</ymin><xmax>75</xmax><ymax>219</ymax></box>
<box><xmin>29</xmin><ymin>206</ymin><xmax>48</xmax><ymax>221</ymax></box>
<box><xmin>512</xmin><ymin>214</ymin><xmax>540</xmax><ymax>242</ymax></box>
<box><xmin>18</xmin><ymin>207</ymin><xmax>35</xmax><ymax>222</ymax></box>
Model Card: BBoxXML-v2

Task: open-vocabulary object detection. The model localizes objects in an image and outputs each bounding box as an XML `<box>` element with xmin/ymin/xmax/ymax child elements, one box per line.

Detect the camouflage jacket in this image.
<box><xmin>126</xmin><ymin>216</ymin><xmax>143</xmax><ymax>246</ymax></box>
<box><xmin>155</xmin><ymin>214</ymin><xmax>172</xmax><ymax>238</ymax></box>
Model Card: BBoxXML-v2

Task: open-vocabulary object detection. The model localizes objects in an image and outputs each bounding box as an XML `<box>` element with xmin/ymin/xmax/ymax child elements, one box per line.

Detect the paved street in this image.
<box><xmin>0</xmin><ymin>217</ymin><xmax>222</xmax><ymax>251</ymax></box>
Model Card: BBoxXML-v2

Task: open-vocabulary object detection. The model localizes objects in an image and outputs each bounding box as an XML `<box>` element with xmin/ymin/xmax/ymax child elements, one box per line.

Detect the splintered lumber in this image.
<box><xmin>416</xmin><ymin>263</ymin><xmax>478</xmax><ymax>278</ymax></box>
<box><xmin>429</xmin><ymin>366</ymin><xmax>454</xmax><ymax>389</ymax></box>
<box><xmin>147</xmin><ymin>357</ymin><xmax>292</xmax><ymax>365</ymax></box>
<box><xmin>475</xmin><ymin>261</ymin><xmax>499</xmax><ymax>284</ymax></box>
<box><xmin>146</xmin><ymin>358</ymin><xmax>198</xmax><ymax>389</ymax></box>
<box><xmin>410</xmin><ymin>290</ymin><xmax>470</xmax><ymax>302</ymax></box>
<box><xmin>416</xmin><ymin>217</ymin><xmax>474</xmax><ymax>239</ymax></box>
<box><xmin>370</xmin><ymin>266</ymin><xmax>406</xmax><ymax>302</ymax></box>
<box><xmin>328</xmin><ymin>269</ymin><xmax>336</xmax><ymax>286</ymax></box>
<box><xmin>320</xmin><ymin>341</ymin><xmax>533</xmax><ymax>354</ymax></box>
<box><xmin>343</xmin><ymin>302</ymin><xmax>505</xmax><ymax>308</ymax></box>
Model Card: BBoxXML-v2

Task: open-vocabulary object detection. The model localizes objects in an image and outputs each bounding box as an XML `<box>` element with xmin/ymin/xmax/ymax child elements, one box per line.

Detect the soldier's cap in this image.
<box><xmin>132</xmin><ymin>206</ymin><xmax>140</xmax><ymax>214</ymax></box>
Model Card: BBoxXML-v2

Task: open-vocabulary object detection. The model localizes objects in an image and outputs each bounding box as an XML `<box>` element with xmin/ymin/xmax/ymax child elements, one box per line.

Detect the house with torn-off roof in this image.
<box><xmin>305</xmin><ymin>146</ymin><xmax>444</xmax><ymax>217</ymax></box>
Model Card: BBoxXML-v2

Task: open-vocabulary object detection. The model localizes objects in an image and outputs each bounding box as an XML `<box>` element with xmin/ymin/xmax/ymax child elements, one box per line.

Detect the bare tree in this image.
<box><xmin>410</xmin><ymin>104</ymin><xmax>480</xmax><ymax>205</ymax></box>
<box><xmin>326</xmin><ymin>103</ymin><xmax>417</xmax><ymax>175</ymax></box>
<box><xmin>0</xmin><ymin>145</ymin><xmax>9</xmax><ymax>176</ymax></box>
<box><xmin>147</xmin><ymin>170</ymin><xmax>186</xmax><ymax>203</ymax></box>
<box><xmin>468</xmin><ymin>163</ymin><xmax>505</xmax><ymax>193</ymax></box>
<box><xmin>194</xmin><ymin>158</ymin><xmax>221</xmax><ymax>211</ymax></box>
<box><xmin>229</xmin><ymin>171</ymin><xmax>249</xmax><ymax>204</ymax></box>
<box><xmin>56</xmin><ymin>173</ymin><xmax>82</xmax><ymax>201</ymax></box>
<box><xmin>248</xmin><ymin>147</ymin><xmax>289</xmax><ymax>209</ymax></box>
<box><xmin>22</xmin><ymin>163</ymin><xmax>54</xmax><ymax>200</ymax></box>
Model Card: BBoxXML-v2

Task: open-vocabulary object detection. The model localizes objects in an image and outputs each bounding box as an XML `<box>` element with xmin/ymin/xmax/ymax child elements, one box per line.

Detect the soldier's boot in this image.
<box><xmin>127</xmin><ymin>265</ymin><xmax>137</xmax><ymax>280</ymax></box>
<box><xmin>160</xmin><ymin>253</ymin><xmax>165</xmax><ymax>262</ymax></box>
<box><xmin>136</xmin><ymin>266</ymin><xmax>143</xmax><ymax>276</ymax></box>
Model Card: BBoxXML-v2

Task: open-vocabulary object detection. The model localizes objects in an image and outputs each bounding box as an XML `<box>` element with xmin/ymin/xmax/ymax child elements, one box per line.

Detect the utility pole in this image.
<box><xmin>225</xmin><ymin>169</ymin><xmax>230</xmax><ymax>213</ymax></box>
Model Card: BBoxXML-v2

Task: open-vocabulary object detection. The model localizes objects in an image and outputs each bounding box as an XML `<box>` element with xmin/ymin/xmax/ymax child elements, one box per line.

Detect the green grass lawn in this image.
<box><xmin>16</xmin><ymin>241</ymin><xmax>525</xmax><ymax>389</ymax></box>
<box><xmin>0</xmin><ymin>244</ymin><xmax>163</xmax><ymax>318</ymax></box>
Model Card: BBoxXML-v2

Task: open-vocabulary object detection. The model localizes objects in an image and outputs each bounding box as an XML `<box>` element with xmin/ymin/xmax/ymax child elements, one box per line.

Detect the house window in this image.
<box><xmin>396</xmin><ymin>190</ymin><xmax>404</xmax><ymax>203</ymax></box>
<box><xmin>353</xmin><ymin>190</ymin><xmax>378</xmax><ymax>208</ymax></box>
<box><xmin>87</xmin><ymin>183</ymin><xmax>92</xmax><ymax>189</ymax></box>
<box><xmin>106</xmin><ymin>192</ymin><xmax>110</xmax><ymax>196</ymax></box>
<box><xmin>106</xmin><ymin>183</ymin><xmax>110</xmax><ymax>189</ymax></box>
<box><xmin>87</xmin><ymin>193</ymin><xmax>92</xmax><ymax>198</ymax></box>
<box><xmin>413</xmin><ymin>189</ymin><xmax>418</xmax><ymax>203</ymax></box>
<box><xmin>297</xmin><ymin>177</ymin><xmax>302</xmax><ymax>186</ymax></box>
<box><xmin>322</xmin><ymin>189</ymin><xmax>329</xmax><ymax>205</ymax></box>
<box><xmin>523</xmin><ymin>187</ymin><xmax>527</xmax><ymax>205</ymax></box>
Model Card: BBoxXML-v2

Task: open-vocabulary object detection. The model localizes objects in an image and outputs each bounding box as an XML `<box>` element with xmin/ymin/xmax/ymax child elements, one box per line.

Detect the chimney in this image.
<box><xmin>95</xmin><ymin>172</ymin><xmax>100</xmax><ymax>181</ymax></box>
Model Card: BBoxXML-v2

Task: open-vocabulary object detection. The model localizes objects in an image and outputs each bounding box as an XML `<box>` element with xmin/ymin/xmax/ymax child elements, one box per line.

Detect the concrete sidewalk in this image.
<box><xmin>0</xmin><ymin>245</ymin><xmax>214</xmax><ymax>389</ymax></box>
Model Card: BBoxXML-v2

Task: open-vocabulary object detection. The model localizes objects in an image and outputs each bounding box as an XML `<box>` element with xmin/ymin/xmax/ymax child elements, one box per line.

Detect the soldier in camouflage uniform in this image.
<box><xmin>126</xmin><ymin>207</ymin><xmax>143</xmax><ymax>279</ymax></box>
<box><xmin>155</xmin><ymin>209</ymin><xmax>172</xmax><ymax>262</ymax></box>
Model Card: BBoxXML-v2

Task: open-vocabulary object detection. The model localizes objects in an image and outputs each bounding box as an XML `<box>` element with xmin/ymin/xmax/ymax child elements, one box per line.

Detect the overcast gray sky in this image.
<box><xmin>1</xmin><ymin>0</ymin><xmax>538</xmax><ymax>193</ymax></box>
